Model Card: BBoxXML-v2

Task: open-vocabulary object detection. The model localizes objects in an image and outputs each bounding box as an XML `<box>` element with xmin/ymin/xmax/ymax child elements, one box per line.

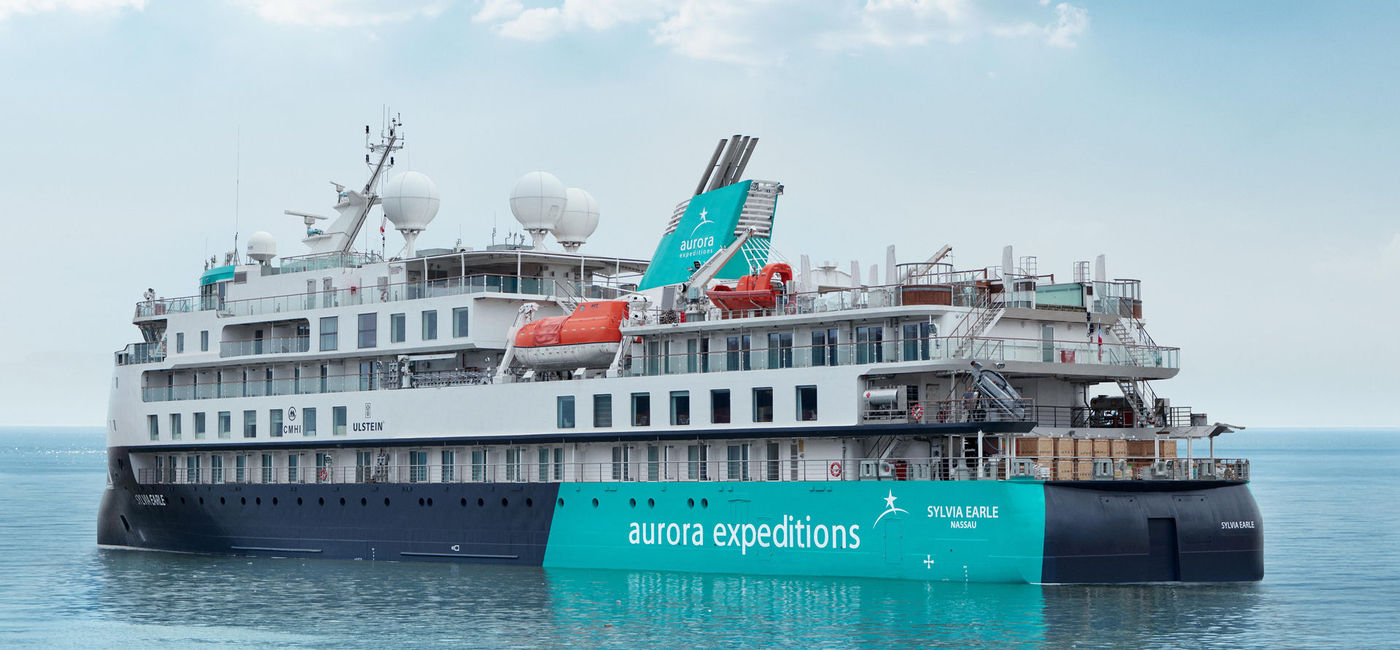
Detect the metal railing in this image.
<box><xmin>134</xmin><ymin>456</ymin><xmax>1250</xmax><ymax>486</ymax></box>
<box><xmin>115</xmin><ymin>341</ymin><xmax>166</xmax><ymax>366</ymax></box>
<box><xmin>220</xmin><ymin>335</ymin><xmax>310</xmax><ymax>358</ymax></box>
<box><xmin>862</xmin><ymin>398</ymin><xmax>1035</xmax><ymax>424</ymax></box>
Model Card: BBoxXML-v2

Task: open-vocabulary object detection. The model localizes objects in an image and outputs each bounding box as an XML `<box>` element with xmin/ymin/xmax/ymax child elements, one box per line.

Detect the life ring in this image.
<box><xmin>317</xmin><ymin>468</ymin><xmax>329</xmax><ymax>482</ymax></box>
<box><xmin>380</xmin><ymin>288</ymin><xmax>389</xmax><ymax>302</ymax></box>
<box><xmin>910</xmin><ymin>403</ymin><xmax>925</xmax><ymax>421</ymax></box>
<box><xmin>829</xmin><ymin>461</ymin><xmax>842</xmax><ymax>478</ymax></box>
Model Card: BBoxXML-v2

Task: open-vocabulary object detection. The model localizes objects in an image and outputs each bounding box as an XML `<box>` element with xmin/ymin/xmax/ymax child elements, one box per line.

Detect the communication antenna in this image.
<box><xmin>233</xmin><ymin>125</ymin><xmax>241</xmax><ymax>263</ymax></box>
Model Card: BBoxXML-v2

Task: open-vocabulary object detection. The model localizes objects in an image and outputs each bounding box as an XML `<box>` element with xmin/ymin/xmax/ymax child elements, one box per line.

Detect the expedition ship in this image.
<box><xmin>98</xmin><ymin>119</ymin><xmax>1263</xmax><ymax>583</ymax></box>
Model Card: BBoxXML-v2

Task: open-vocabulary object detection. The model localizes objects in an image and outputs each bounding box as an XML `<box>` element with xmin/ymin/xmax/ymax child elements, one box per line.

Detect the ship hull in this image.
<box><xmin>99</xmin><ymin>449</ymin><xmax>1263</xmax><ymax>583</ymax></box>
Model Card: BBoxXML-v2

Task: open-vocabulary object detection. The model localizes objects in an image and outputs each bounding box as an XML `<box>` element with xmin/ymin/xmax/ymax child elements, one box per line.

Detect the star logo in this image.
<box><xmin>690</xmin><ymin>207</ymin><xmax>714</xmax><ymax>235</ymax></box>
<box><xmin>874</xmin><ymin>490</ymin><xmax>908</xmax><ymax>527</ymax></box>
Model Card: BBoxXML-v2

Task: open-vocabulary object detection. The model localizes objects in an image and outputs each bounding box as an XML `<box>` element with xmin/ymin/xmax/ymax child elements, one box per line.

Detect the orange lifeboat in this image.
<box><xmin>706</xmin><ymin>263</ymin><xmax>793</xmax><ymax>312</ymax></box>
<box><xmin>514</xmin><ymin>300</ymin><xmax>629</xmax><ymax>370</ymax></box>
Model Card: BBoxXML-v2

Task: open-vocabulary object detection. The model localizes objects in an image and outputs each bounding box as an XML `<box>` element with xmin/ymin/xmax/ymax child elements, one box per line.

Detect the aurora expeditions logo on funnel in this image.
<box><xmin>638</xmin><ymin>180</ymin><xmax>768</xmax><ymax>290</ymax></box>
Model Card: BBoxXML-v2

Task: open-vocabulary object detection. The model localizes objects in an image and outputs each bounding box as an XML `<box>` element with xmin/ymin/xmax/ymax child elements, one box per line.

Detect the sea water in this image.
<box><xmin>0</xmin><ymin>428</ymin><xmax>1396</xmax><ymax>648</ymax></box>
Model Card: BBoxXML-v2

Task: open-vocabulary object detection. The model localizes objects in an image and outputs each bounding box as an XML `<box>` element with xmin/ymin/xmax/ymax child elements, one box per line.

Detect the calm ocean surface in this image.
<box><xmin>0</xmin><ymin>428</ymin><xmax>1396</xmax><ymax>648</ymax></box>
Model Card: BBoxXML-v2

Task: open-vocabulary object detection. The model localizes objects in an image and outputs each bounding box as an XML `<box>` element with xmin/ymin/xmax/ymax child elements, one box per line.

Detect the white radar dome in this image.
<box><xmin>510</xmin><ymin>171</ymin><xmax>567</xmax><ymax>248</ymax></box>
<box><xmin>554</xmin><ymin>188</ymin><xmax>600</xmax><ymax>252</ymax></box>
<box><xmin>382</xmin><ymin>171</ymin><xmax>441</xmax><ymax>233</ymax></box>
<box><xmin>247</xmin><ymin>231</ymin><xmax>277</xmax><ymax>263</ymax></box>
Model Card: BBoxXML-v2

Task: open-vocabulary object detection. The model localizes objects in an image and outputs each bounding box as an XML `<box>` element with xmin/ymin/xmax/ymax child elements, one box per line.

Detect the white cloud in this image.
<box><xmin>652</xmin><ymin>0</ymin><xmax>793</xmax><ymax>65</ymax></box>
<box><xmin>490</xmin><ymin>0</ymin><xmax>671</xmax><ymax>41</ymax></box>
<box><xmin>230</xmin><ymin>0</ymin><xmax>449</xmax><ymax>28</ymax></box>
<box><xmin>1044</xmin><ymin>2</ymin><xmax>1088</xmax><ymax>48</ymax></box>
<box><xmin>472</xmin><ymin>0</ymin><xmax>522</xmax><ymax>24</ymax></box>
<box><xmin>0</xmin><ymin>0</ymin><xmax>145</xmax><ymax>20</ymax></box>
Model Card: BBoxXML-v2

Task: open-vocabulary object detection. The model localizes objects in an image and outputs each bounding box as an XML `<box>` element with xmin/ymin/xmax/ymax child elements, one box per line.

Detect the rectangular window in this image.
<box><xmin>903</xmin><ymin>322</ymin><xmax>933</xmax><ymax>361</ymax></box>
<box><xmin>557</xmin><ymin>396</ymin><xmax>576</xmax><ymax>428</ymax></box>
<box><xmin>631</xmin><ymin>393</ymin><xmax>650</xmax><ymax>426</ymax></box>
<box><xmin>688</xmin><ymin>444</ymin><xmax>709</xmax><ymax>480</ymax></box>
<box><xmin>726</xmin><ymin>334</ymin><xmax>752</xmax><ymax>371</ymax></box>
<box><xmin>356</xmin><ymin>450</ymin><xmax>374</xmax><ymax>482</ymax></box>
<box><xmin>200</xmin><ymin>330</ymin><xmax>209</xmax><ymax>352</ymax></box>
<box><xmin>218</xmin><ymin>411</ymin><xmax>231</xmax><ymax>439</ymax></box>
<box><xmin>358</xmin><ymin>313</ymin><xmax>377</xmax><ymax>348</ymax></box>
<box><xmin>409</xmin><ymin>450</ymin><xmax>428</xmax><ymax>483</ymax></box>
<box><xmin>315</xmin><ymin>452</ymin><xmax>332</xmax><ymax>484</ymax></box>
<box><xmin>333</xmin><ymin>406</ymin><xmax>347</xmax><ymax>436</ymax></box>
<box><xmin>647</xmin><ymin>445</ymin><xmax>661</xmax><ymax>481</ymax></box>
<box><xmin>441</xmin><ymin>449</ymin><xmax>456</xmax><ymax>483</ymax></box>
<box><xmin>422</xmin><ymin>310</ymin><xmax>438</xmax><ymax>340</ymax></box>
<box><xmin>767</xmin><ymin>442</ymin><xmax>781</xmax><ymax>481</ymax></box>
<box><xmin>796</xmin><ymin>385</ymin><xmax>819</xmax><ymax>421</ymax></box>
<box><xmin>593</xmin><ymin>394</ymin><xmax>612</xmax><ymax>427</ymax></box>
<box><xmin>169</xmin><ymin>413</ymin><xmax>182</xmax><ymax>440</ymax></box>
<box><xmin>553</xmin><ymin>448</ymin><xmax>564</xmax><ymax>481</ymax></box>
<box><xmin>711</xmin><ymin>389</ymin><xmax>731</xmax><ymax>424</ymax></box>
<box><xmin>319</xmin><ymin>316</ymin><xmax>338</xmax><ymax>351</ymax></box>
<box><xmin>288</xmin><ymin>453</ymin><xmax>302</xmax><ymax>483</ymax></box>
<box><xmin>727</xmin><ymin>444</ymin><xmax>750</xmax><ymax>481</ymax></box>
<box><xmin>147</xmin><ymin>414</ymin><xmax>158</xmax><ymax>441</ymax></box>
<box><xmin>176</xmin><ymin>332</ymin><xmax>184</xmax><ymax>354</ymax></box>
<box><xmin>686</xmin><ymin>339</ymin><xmax>698</xmax><ymax>373</ymax></box>
<box><xmin>611</xmin><ymin>445</ymin><xmax>631</xmax><ymax>481</ymax></box>
<box><xmin>270</xmin><ymin>409</ymin><xmax>283</xmax><ymax>438</ymax></box>
<box><xmin>210</xmin><ymin>455</ymin><xmax>224</xmax><ymax>483</ymax></box>
<box><xmin>811</xmin><ymin>330</ymin><xmax>828</xmax><ymax>366</ymax></box>
<box><xmin>856</xmin><ymin>325</ymin><xmax>883</xmax><ymax>363</ymax></box>
<box><xmin>320</xmin><ymin>364</ymin><xmax>329</xmax><ymax>393</ymax></box>
<box><xmin>194</xmin><ymin>412</ymin><xmax>206</xmax><ymax>440</ymax></box>
<box><xmin>753</xmin><ymin>388</ymin><xmax>773</xmax><ymax>423</ymax></box>
<box><xmin>471</xmin><ymin>449</ymin><xmax>488</xmax><ymax>482</ymax></box>
<box><xmin>767</xmin><ymin>332</ymin><xmax>793</xmax><ymax>369</ymax></box>
<box><xmin>186</xmin><ymin>455</ymin><xmax>200</xmax><ymax>483</ymax></box>
<box><xmin>243</xmin><ymin>410</ymin><xmax>256</xmax><ymax>438</ymax></box>
<box><xmin>359</xmin><ymin>361</ymin><xmax>376</xmax><ymax>391</ymax></box>
<box><xmin>165</xmin><ymin>454</ymin><xmax>177</xmax><ymax>483</ymax></box>
<box><xmin>646</xmin><ymin>341</ymin><xmax>660</xmax><ymax>376</ymax></box>
<box><xmin>505</xmin><ymin>448</ymin><xmax>521</xmax><ymax>481</ymax></box>
<box><xmin>261</xmin><ymin>453</ymin><xmax>273</xmax><ymax>484</ymax></box>
<box><xmin>453</xmin><ymin>307</ymin><xmax>469</xmax><ymax>338</ymax></box>
<box><xmin>538</xmin><ymin>448</ymin><xmax>550</xmax><ymax>482</ymax></box>
<box><xmin>390</xmin><ymin>312</ymin><xmax>406</xmax><ymax>343</ymax></box>
<box><xmin>303</xmin><ymin>407</ymin><xmax>317</xmax><ymax>436</ymax></box>
<box><xmin>235</xmin><ymin>455</ymin><xmax>247</xmax><ymax>483</ymax></box>
<box><xmin>670</xmin><ymin>391</ymin><xmax>690</xmax><ymax>425</ymax></box>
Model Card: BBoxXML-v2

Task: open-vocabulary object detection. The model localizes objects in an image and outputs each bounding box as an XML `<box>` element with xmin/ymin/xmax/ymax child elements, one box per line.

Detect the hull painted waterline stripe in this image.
<box><xmin>399</xmin><ymin>552</ymin><xmax>520</xmax><ymax>559</ymax></box>
<box><xmin>230</xmin><ymin>545</ymin><xmax>324</xmax><ymax>553</ymax></box>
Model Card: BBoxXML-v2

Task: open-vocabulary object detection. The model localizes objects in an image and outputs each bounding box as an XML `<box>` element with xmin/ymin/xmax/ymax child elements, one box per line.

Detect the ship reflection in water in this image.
<box><xmin>83</xmin><ymin>550</ymin><xmax>1264</xmax><ymax>647</ymax></box>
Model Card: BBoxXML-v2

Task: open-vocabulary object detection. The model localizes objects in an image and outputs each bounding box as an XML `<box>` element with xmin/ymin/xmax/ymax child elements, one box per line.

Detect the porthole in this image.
<box><xmin>339</xmin><ymin>497</ymin><xmax>346</xmax><ymax>506</ymax></box>
<box><xmin>558</xmin><ymin>498</ymin><xmax>565</xmax><ymax>507</ymax></box>
<box><xmin>318</xmin><ymin>497</ymin><xmax>325</xmax><ymax>506</ymax></box>
<box><xmin>297</xmin><ymin>497</ymin><xmax>303</xmax><ymax>506</ymax></box>
<box><xmin>592</xmin><ymin>498</ymin><xmax>599</xmax><ymax>508</ymax></box>
<box><xmin>687</xmin><ymin>498</ymin><xmax>695</xmax><ymax>508</ymax></box>
<box><xmin>360</xmin><ymin>497</ymin><xmax>367</xmax><ymax>506</ymax></box>
<box><xmin>198</xmin><ymin>497</ymin><xmax>204</xmax><ymax>505</ymax></box>
<box><xmin>525</xmin><ymin>498</ymin><xmax>533</xmax><ymax>507</ymax></box>
<box><xmin>418</xmin><ymin>498</ymin><xmax>425</xmax><ymax>507</ymax></box>
<box><xmin>478</xmin><ymin>498</ymin><xmax>485</xmax><ymax>507</ymax></box>
<box><xmin>179</xmin><ymin>497</ymin><xmax>186</xmax><ymax>505</ymax></box>
<box><xmin>384</xmin><ymin>497</ymin><xmax>391</xmax><ymax>506</ymax></box>
<box><xmin>647</xmin><ymin>498</ymin><xmax>655</xmax><ymax>508</ymax></box>
<box><xmin>701</xmin><ymin>498</ymin><xmax>708</xmax><ymax>508</ymax></box>
<box><xmin>220</xmin><ymin>497</ymin><xmax>226</xmax><ymax>505</ymax></box>
<box><xmin>629</xmin><ymin>498</ymin><xmax>636</xmax><ymax>508</ymax></box>
<box><xmin>501</xmin><ymin>498</ymin><xmax>509</xmax><ymax>507</ymax></box>
<box><xmin>240</xmin><ymin>497</ymin><xmax>246</xmax><ymax>505</ymax></box>
<box><xmin>255</xmin><ymin>497</ymin><xmax>261</xmax><ymax>505</ymax></box>
<box><xmin>427</xmin><ymin>498</ymin><xmax>434</xmax><ymax>506</ymax></box>
<box><xmin>272</xmin><ymin>497</ymin><xmax>279</xmax><ymax>506</ymax></box>
<box><xmin>460</xmin><ymin>498</ymin><xmax>467</xmax><ymax>507</ymax></box>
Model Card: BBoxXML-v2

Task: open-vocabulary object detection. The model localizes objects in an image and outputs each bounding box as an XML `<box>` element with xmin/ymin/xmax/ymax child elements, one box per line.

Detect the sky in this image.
<box><xmin>0</xmin><ymin>0</ymin><xmax>1396</xmax><ymax>428</ymax></box>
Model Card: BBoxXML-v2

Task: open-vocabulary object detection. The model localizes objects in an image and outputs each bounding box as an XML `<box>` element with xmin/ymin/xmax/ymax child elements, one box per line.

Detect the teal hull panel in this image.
<box><xmin>543</xmin><ymin>481</ymin><xmax>1045</xmax><ymax>583</ymax></box>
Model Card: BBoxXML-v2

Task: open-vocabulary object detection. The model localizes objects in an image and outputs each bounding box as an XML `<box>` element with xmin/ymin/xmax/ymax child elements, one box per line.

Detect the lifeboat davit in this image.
<box><xmin>514</xmin><ymin>300</ymin><xmax>629</xmax><ymax>370</ymax></box>
<box><xmin>706</xmin><ymin>263</ymin><xmax>794</xmax><ymax>312</ymax></box>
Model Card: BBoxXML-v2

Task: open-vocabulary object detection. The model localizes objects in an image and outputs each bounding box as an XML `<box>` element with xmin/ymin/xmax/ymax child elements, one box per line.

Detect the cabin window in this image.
<box><xmin>611</xmin><ymin>446</ymin><xmax>631</xmax><ymax>481</ymax></box>
<box><xmin>471</xmin><ymin>449</ymin><xmax>488</xmax><ymax>482</ymax></box>
<box><xmin>506</xmin><ymin>448</ymin><xmax>522</xmax><ymax>481</ymax></box>
<box><xmin>319</xmin><ymin>364</ymin><xmax>329</xmax><ymax>393</ymax></box>
<box><xmin>288</xmin><ymin>453</ymin><xmax>302</xmax><ymax>483</ymax></box>
<box><xmin>357</xmin><ymin>313</ymin><xmax>377</xmax><ymax>349</ymax></box>
<box><xmin>194</xmin><ymin>412</ymin><xmax>206</xmax><ymax>439</ymax></box>
<box><xmin>260</xmin><ymin>453</ymin><xmax>274</xmax><ymax>484</ymax></box>
<box><xmin>766</xmin><ymin>442</ymin><xmax>782</xmax><ymax>481</ymax></box>
<box><xmin>688</xmin><ymin>444</ymin><xmax>708</xmax><ymax>480</ymax></box>
<box><xmin>357</xmin><ymin>450</ymin><xmax>374</xmax><ymax>482</ymax></box>
<box><xmin>796</xmin><ymin>386</ymin><xmax>819</xmax><ymax>421</ymax></box>
<box><xmin>169</xmin><ymin>413</ymin><xmax>182</xmax><ymax>440</ymax></box>
<box><xmin>304</xmin><ymin>407</ymin><xmax>317</xmax><ymax>436</ymax></box>
<box><xmin>235</xmin><ymin>455</ymin><xmax>247</xmax><ymax>483</ymax></box>
<box><xmin>727</xmin><ymin>444</ymin><xmax>750</xmax><ymax>481</ymax></box>
<box><xmin>647</xmin><ymin>445</ymin><xmax>662</xmax><ymax>481</ymax></box>
<box><xmin>333</xmin><ymin>406</ymin><xmax>347</xmax><ymax>436</ymax></box>
<box><xmin>686</xmin><ymin>339</ymin><xmax>699</xmax><ymax>373</ymax></box>
<box><xmin>670</xmin><ymin>391</ymin><xmax>690</xmax><ymax>425</ymax></box>
<box><xmin>631</xmin><ymin>393</ymin><xmax>650</xmax><ymax>426</ymax></box>
<box><xmin>390</xmin><ymin>313</ymin><xmax>406</xmax><ymax>343</ymax></box>
<box><xmin>856</xmin><ymin>325</ymin><xmax>883</xmax><ymax>363</ymax></box>
<box><xmin>422</xmin><ymin>310</ymin><xmax>438</xmax><ymax>340</ymax></box>
<box><xmin>409</xmin><ymin>450</ymin><xmax>428</xmax><ymax>483</ymax></box>
<box><xmin>359</xmin><ymin>361</ymin><xmax>376</xmax><ymax>391</ymax></box>
<box><xmin>726</xmin><ymin>335</ymin><xmax>753</xmax><ymax>371</ymax></box>
<box><xmin>176</xmin><ymin>332</ymin><xmax>184</xmax><ymax>354</ymax></box>
<box><xmin>165</xmin><ymin>454</ymin><xmax>177</xmax><ymax>483</ymax></box>
<box><xmin>537</xmin><ymin>448</ymin><xmax>550</xmax><ymax>481</ymax></box>
<box><xmin>210</xmin><ymin>455</ymin><xmax>224</xmax><ymax>483</ymax></box>
<box><xmin>147</xmin><ymin>414</ymin><xmax>158</xmax><ymax>441</ymax></box>
<box><xmin>593</xmin><ymin>394</ymin><xmax>612</xmax><ymax>427</ymax></box>
<box><xmin>243</xmin><ymin>410</ymin><xmax>257</xmax><ymax>438</ymax></box>
<box><xmin>711</xmin><ymin>389</ymin><xmax>731</xmax><ymax>424</ymax></box>
<box><xmin>186</xmin><ymin>455</ymin><xmax>200</xmax><ymax>483</ymax></box>
<box><xmin>319</xmin><ymin>317</ymin><xmax>338</xmax><ymax>351</ymax></box>
<box><xmin>442</xmin><ymin>449</ymin><xmax>456</xmax><ymax>482</ymax></box>
<box><xmin>200</xmin><ymin>330</ymin><xmax>209</xmax><ymax>352</ymax></box>
<box><xmin>557</xmin><ymin>396</ymin><xmax>576</xmax><ymax>428</ymax></box>
<box><xmin>453</xmin><ymin>307</ymin><xmax>469</xmax><ymax>338</ymax></box>
<box><xmin>753</xmin><ymin>388</ymin><xmax>773</xmax><ymax>423</ymax></box>
<box><xmin>767</xmin><ymin>332</ymin><xmax>793</xmax><ymax>369</ymax></box>
<box><xmin>553</xmin><ymin>447</ymin><xmax>564</xmax><ymax>481</ymax></box>
<box><xmin>903</xmin><ymin>322</ymin><xmax>934</xmax><ymax>361</ymax></box>
<box><xmin>646</xmin><ymin>341</ymin><xmax>661</xmax><ymax>376</ymax></box>
<box><xmin>218</xmin><ymin>411</ymin><xmax>231</xmax><ymax>438</ymax></box>
<box><xmin>269</xmin><ymin>409</ymin><xmax>283</xmax><ymax>438</ymax></box>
